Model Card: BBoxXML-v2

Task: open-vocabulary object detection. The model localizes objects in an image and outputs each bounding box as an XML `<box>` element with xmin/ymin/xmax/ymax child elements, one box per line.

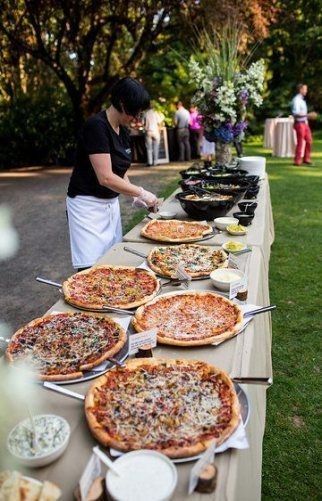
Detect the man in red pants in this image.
<box><xmin>291</xmin><ymin>84</ymin><xmax>313</xmax><ymax>165</ymax></box>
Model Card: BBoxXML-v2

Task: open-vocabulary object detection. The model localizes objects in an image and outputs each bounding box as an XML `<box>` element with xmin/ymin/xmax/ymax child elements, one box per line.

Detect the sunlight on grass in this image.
<box><xmin>246</xmin><ymin>130</ymin><xmax>321</xmax><ymax>501</ymax></box>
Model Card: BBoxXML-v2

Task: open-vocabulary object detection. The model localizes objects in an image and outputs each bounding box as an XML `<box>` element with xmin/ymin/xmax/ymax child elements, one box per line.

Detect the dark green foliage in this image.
<box><xmin>0</xmin><ymin>93</ymin><xmax>75</xmax><ymax>168</ymax></box>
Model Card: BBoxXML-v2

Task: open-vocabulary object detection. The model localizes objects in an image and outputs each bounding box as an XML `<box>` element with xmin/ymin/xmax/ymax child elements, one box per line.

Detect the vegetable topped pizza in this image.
<box><xmin>140</xmin><ymin>219</ymin><xmax>213</xmax><ymax>243</ymax></box>
<box><xmin>62</xmin><ymin>265</ymin><xmax>160</xmax><ymax>310</ymax></box>
<box><xmin>6</xmin><ymin>312</ymin><xmax>127</xmax><ymax>381</ymax></box>
<box><xmin>147</xmin><ymin>244</ymin><xmax>228</xmax><ymax>278</ymax></box>
<box><xmin>132</xmin><ymin>291</ymin><xmax>243</xmax><ymax>346</ymax></box>
<box><xmin>85</xmin><ymin>358</ymin><xmax>240</xmax><ymax>458</ymax></box>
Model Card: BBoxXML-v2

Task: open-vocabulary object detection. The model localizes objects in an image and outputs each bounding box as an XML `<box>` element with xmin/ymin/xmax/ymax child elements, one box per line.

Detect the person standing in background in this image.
<box><xmin>291</xmin><ymin>84</ymin><xmax>315</xmax><ymax>166</ymax></box>
<box><xmin>174</xmin><ymin>101</ymin><xmax>191</xmax><ymax>161</ymax></box>
<box><xmin>144</xmin><ymin>104</ymin><xmax>164</xmax><ymax>166</ymax></box>
<box><xmin>189</xmin><ymin>105</ymin><xmax>202</xmax><ymax>158</ymax></box>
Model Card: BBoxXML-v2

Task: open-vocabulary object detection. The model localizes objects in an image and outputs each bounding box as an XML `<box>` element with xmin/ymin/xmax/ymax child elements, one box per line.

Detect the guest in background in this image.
<box><xmin>143</xmin><ymin>104</ymin><xmax>164</xmax><ymax>166</ymax></box>
<box><xmin>174</xmin><ymin>101</ymin><xmax>191</xmax><ymax>161</ymax></box>
<box><xmin>291</xmin><ymin>83</ymin><xmax>316</xmax><ymax>166</ymax></box>
<box><xmin>189</xmin><ymin>105</ymin><xmax>203</xmax><ymax>158</ymax></box>
<box><xmin>200</xmin><ymin>135</ymin><xmax>215</xmax><ymax>163</ymax></box>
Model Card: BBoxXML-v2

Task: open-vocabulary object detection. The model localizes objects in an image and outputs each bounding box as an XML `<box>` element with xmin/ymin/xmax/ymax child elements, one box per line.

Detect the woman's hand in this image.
<box><xmin>139</xmin><ymin>188</ymin><xmax>158</xmax><ymax>207</ymax></box>
<box><xmin>133</xmin><ymin>188</ymin><xmax>158</xmax><ymax>210</ymax></box>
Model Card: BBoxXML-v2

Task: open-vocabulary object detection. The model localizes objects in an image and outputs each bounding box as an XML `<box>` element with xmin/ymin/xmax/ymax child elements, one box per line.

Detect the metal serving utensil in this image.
<box><xmin>231</xmin><ymin>377</ymin><xmax>272</xmax><ymax>386</ymax></box>
<box><xmin>93</xmin><ymin>446</ymin><xmax>121</xmax><ymax>476</ymax></box>
<box><xmin>161</xmin><ymin>279</ymin><xmax>190</xmax><ymax>289</ymax></box>
<box><xmin>123</xmin><ymin>246</ymin><xmax>148</xmax><ymax>259</ymax></box>
<box><xmin>43</xmin><ymin>382</ymin><xmax>85</xmax><ymax>400</ymax></box>
<box><xmin>233</xmin><ymin>248</ymin><xmax>252</xmax><ymax>256</ymax></box>
<box><xmin>36</xmin><ymin>277</ymin><xmax>62</xmax><ymax>288</ymax></box>
<box><xmin>244</xmin><ymin>305</ymin><xmax>276</xmax><ymax>317</ymax></box>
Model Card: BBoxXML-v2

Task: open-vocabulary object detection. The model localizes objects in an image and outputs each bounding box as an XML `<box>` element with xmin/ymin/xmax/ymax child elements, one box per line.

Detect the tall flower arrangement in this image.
<box><xmin>188</xmin><ymin>28</ymin><xmax>265</xmax><ymax>153</ymax></box>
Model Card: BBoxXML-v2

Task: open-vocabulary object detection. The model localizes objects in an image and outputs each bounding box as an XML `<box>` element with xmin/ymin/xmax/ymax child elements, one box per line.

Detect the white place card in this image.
<box><xmin>128</xmin><ymin>329</ymin><xmax>157</xmax><ymax>355</ymax></box>
<box><xmin>79</xmin><ymin>453</ymin><xmax>101</xmax><ymax>501</ymax></box>
<box><xmin>229</xmin><ymin>275</ymin><xmax>248</xmax><ymax>299</ymax></box>
<box><xmin>228</xmin><ymin>253</ymin><xmax>242</xmax><ymax>270</ymax></box>
<box><xmin>188</xmin><ymin>441</ymin><xmax>216</xmax><ymax>494</ymax></box>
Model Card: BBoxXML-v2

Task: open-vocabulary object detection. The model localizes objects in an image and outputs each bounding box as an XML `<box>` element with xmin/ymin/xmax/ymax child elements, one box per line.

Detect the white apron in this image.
<box><xmin>66</xmin><ymin>195</ymin><xmax>122</xmax><ymax>268</ymax></box>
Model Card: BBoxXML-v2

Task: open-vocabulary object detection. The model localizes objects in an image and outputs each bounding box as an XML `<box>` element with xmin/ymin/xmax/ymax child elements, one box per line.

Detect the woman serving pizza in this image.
<box><xmin>66</xmin><ymin>77</ymin><xmax>158</xmax><ymax>270</ymax></box>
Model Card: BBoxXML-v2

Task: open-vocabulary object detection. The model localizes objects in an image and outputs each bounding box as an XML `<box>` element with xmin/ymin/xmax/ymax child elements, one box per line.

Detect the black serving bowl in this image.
<box><xmin>244</xmin><ymin>185</ymin><xmax>260</xmax><ymax>198</ymax></box>
<box><xmin>233</xmin><ymin>212</ymin><xmax>255</xmax><ymax>226</ymax></box>
<box><xmin>179</xmin><ymin>178</ymin><xmax>203</xmax><ymax>191</ymax></box>
<box><xmin>200</xmin><ymin>182</ymin><xmax>248</xmax><ymax>203</ymax></box>
<box><xmin>238</xmin><ymin>201</ymin><xmax>258</xmax><ymax>215</ymax></box>
<box><xmin>244</xmin><ymin>175</ymin><xmax>260</xmax><ymax>186</ymax></box>
<box><xmin>179</xmin><ymin>169</ymin><xmax>208</xmax><ymax>179</ymax></box>
<box><xmin>179</xmin><ymin>176</ymin><xmax>251</xmax><ymax>203</ymax></box>
<box><xmin>176</xmin><ymin>191</ymin><xmax>236</xmax><ymax>221</ymax></box>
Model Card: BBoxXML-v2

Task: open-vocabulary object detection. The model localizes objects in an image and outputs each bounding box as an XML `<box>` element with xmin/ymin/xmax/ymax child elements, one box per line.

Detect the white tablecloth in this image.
<box><xmin>264</xmin><ymin>117</ymin><xmax>297</xmax><ymax>157</ymax></box>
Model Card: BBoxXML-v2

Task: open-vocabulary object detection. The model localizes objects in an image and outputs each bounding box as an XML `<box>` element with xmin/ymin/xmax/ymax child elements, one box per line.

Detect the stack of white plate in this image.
<box><xmin>239</xmin><ymin>156</ymin><xmax>266</xmax><ymax>177</ymax></box>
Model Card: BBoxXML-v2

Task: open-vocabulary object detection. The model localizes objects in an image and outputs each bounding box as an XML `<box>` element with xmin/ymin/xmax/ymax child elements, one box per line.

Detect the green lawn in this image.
<box><xmin>245</xmin><ymin>133</ymin><xmax>322</xmax><ymax>500</ymax></box>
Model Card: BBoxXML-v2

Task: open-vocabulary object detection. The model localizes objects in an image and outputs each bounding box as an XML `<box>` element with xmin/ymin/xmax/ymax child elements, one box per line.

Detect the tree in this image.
<box><xmin>258</xmin><ymin>0</ymin><xmax>322</xmax><ymax>116</ymax></box>
<box><xmin>0</xmin><ymin>0</ymin><xmax>199</xmax><ymax>126</ymax></box>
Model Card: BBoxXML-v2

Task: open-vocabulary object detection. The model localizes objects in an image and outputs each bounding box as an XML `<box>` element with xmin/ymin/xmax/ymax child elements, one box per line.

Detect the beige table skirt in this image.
<box><xmin>123</xmin><ymin>175</ymin><xmax>275</xmax><ymax>268</ymax></box>
<box><xmin>1</xmin><ymin>243</ymin><xmax>272</xmax><ymax>501</ymax></box>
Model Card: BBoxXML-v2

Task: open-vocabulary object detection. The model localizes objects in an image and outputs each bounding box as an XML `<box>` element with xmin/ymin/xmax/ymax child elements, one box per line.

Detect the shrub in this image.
<box><xmin>0</xmin><ymin>94</ymin><xmax>76</xmax><ymax>169</ymax></box>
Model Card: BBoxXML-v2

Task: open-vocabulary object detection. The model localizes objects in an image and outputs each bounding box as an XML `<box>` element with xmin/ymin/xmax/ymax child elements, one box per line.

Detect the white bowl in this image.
<box><xmin>214</xmin><ymin>217</ymin><xmax>238</xmax><ymax>230</ymax></box>
<box><xmin>210</xmin><ymin>268</ymin><xmax>245</xmax><ymax>291</ymax></box>
<box><xmin>222</xmin><ymin>241</ymin><xmax>247</xmax><ymax>254</ymax></box>
<box><xmin>106</xmin><ymin>450</ymin><xmax>178</xmax><ymax>501</ymax></box>
<box><xmin>158</xmin><ymin>211</ymin><xmax>177</xmax><ymax>220</ymax></box>
<box><xmin>7</xmin><ymin>414</ymin><xmax>70</xmax><ymax>468</ymax></box>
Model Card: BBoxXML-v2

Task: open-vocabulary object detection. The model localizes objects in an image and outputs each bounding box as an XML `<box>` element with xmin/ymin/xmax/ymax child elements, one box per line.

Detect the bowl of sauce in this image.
<box><xmin>106</xmin><ymin>450</ymin><xmax>178</xmax><ymax>501</ymax></box>
<box><xmin>7</xmin><ymin>414</ymin><xmax>70</xmax><ymax>467</ymax></box>
<box><xmin>210</xmin><ymin>268</ymin><xmax>245</xmax><ymax>291</ymax></box>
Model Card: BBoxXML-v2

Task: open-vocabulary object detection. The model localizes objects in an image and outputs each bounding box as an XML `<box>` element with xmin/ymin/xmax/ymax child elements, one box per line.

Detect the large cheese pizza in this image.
<box><xmin>85</xmin><ymin>358</ymin><xmax>240</xmax><ymax>458</ymax></box>
<box><xmin>62</xmin><ymin>265</ymin><xmax>160</xmax><ymax>310</ymax></box>
<box><xmin>6</xmin><ymin>312</ymin><xmax>127</xmax><ymax>381</ymax></box>
<box><xmin>141</xmin><ymin>219</ymin><xmax>213</xmax><ymax>243</ymax></box>
<box><xmin>147</xmin><ymin>244</ymin><xmax>228</xmax><ymax>278</ymax></box>
<box><xmin>132</xmin><ymin>291</ymin><xmax>243</xmax><ymax>346</ymax></box>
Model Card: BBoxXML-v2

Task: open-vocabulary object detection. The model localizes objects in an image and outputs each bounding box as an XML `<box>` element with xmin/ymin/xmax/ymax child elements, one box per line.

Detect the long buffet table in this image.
<box><xmin>124</xmin><ymin>175</ymin><xmax>275</xmax><ymax>268</ymax></box>
<box><xmin>1</xmin><ymin>175</ymin><xmax>275</xmax><ymax>501</ymax></box>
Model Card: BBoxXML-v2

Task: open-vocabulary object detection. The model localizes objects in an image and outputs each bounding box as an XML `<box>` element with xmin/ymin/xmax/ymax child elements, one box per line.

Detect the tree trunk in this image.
<box><xmin>215</xmin><ymin>142</ymin><xmax>232</xmax><ymax>165</ymax></box>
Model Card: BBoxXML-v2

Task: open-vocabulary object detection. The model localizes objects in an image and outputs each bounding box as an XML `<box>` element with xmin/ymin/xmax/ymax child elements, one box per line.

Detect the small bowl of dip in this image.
<box><xmin>210</xmin><ymin>268</ymin><xmax>245</xmax><ymax>291</ymax></box>
<box><xmin>222</xmin><ymin>241</ymin><xmax>247</xmax><ymax>254</ymax></box>
<box><xmin>7</xmin><ymin>414</ymin><xmax>70</xmax><ymax>468</ymax></box>
<box><xmin>226</xmin><ymin>223</ymin><xmax>247</xmax><ymax>236</ymax></box>
<box><xmin>158</xmin><ymin>211</ymin><xmax>177</xmax><ymax>220</ymax></box>
<box><xmin>106</xmin><ymin>450</ymin><xmax>178</xmax><ymax>501</ymax></box>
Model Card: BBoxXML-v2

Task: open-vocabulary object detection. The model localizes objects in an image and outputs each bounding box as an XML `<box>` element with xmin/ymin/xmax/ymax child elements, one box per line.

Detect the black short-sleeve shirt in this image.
<box><xmin>67</xmin><ymin>110</ymin><xmax>132</xmax><ymax>198</ymax></box>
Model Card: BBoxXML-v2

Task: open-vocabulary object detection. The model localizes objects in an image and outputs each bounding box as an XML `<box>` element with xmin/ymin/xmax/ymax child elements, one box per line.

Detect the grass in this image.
<box><xmin>245</xmin><ymin>133</ymin><xmax>322</xmax><ymax>500</ymax></box>
<box><xmin>125</xmin><ymin>134</ymin><xmax>322</xmax><ymax>498</ymax></box>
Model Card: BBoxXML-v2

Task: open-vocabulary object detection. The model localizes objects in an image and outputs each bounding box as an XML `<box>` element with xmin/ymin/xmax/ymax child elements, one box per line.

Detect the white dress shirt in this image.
<box><xmin>291</xmin><ymin>94</ymin><xmax>308</xmax><ymax>123</ymax></box>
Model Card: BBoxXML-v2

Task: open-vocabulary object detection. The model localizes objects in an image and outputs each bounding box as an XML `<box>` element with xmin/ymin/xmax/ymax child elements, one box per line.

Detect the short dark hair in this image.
<box><xmin>297</xmin><ymin>83</ymin><xmax>306</xmax><ymax>92</ymax></box>
<box><xmin>111</xmin><ymin>77</ymin><xmax>150</xmax><ymax>116</ymax></box>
